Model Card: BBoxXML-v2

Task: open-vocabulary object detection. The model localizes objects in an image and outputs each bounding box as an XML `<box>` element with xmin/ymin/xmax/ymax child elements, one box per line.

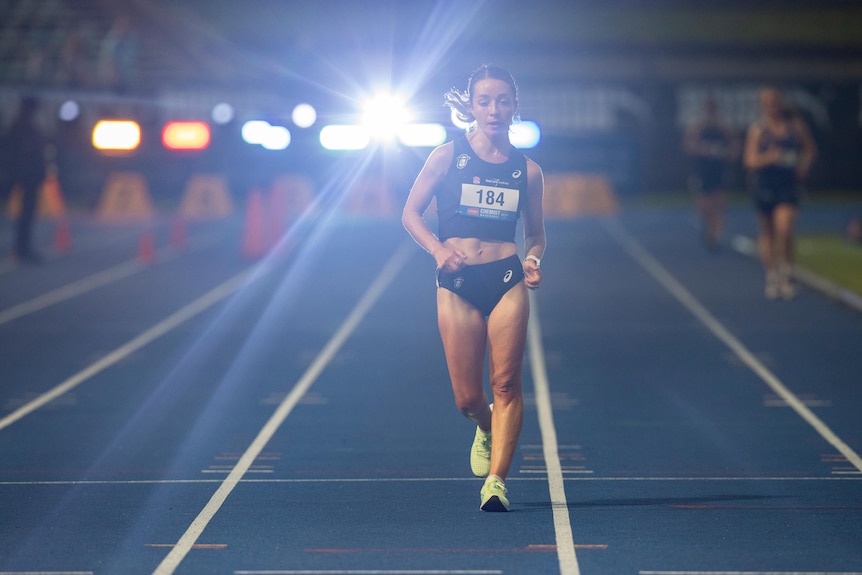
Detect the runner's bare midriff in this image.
<box><xmin>443</xmin><ymin>237</ymin><xmax>518</xmax><ymax>265</ymax></box>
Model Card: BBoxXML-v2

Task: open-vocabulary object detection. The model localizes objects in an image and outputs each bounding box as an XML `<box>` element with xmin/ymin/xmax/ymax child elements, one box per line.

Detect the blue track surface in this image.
<box><xmin>1</xmin><ymin>205</ymin><xmax>860</xmax><ymax>575</ymax></box>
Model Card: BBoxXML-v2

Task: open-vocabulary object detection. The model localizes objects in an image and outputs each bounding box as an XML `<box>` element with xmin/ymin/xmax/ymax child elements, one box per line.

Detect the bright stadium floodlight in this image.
<box><xmin>92</xmin><ymin>120</ymin><xmax>141</xmax><ymax>151</ymax></box>
<box><xmin>510</xmin><ymin>120</ymin><xmax>541</xmax><ymax>149</ymax></box>
<box><xmin>398</xmin><ymin>123</ymin><xmax>447</xmax><ymax>148</ymax></box>
<box><xmin>292</xmin><ymin>103</ymin><xmax>317</xmax><ymax>128</ymax></box>
<box><xmin>162</xmin><ymin>121</ymin><xmax>211</xmax><ymax>150</ymax></box>
<box><xmin>361</xmin><ymin>93</ymin><xmax>411</xmax><ymax>141</ymax></box>
<box><xmin>319</xmin><ymin>125</ymin><xmax>370</xmax><ymax>151</ymax></box>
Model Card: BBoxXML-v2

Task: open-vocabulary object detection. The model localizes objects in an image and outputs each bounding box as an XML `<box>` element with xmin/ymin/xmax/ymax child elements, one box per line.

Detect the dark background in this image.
<box><xmin>2</xmin><ymin>0</ymin><xmax>862</xmax><ymax>205</ymax></box>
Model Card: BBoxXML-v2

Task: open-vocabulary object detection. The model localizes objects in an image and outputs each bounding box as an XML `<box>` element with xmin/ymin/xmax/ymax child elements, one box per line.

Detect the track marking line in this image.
<box><xmin>640</xmin><ymin>571</ymin><xmax>862</xmax><ymax>575</ymax></box>
<box><xmin>0</xmin><ymin>259</ymin><xmax>145</xmax><ymax>325</ymax></box>
<box><xmin>732</xmin><ymin>233</ymin><xmax>862</xmax><ymax>313</ymax></box>
<box><xmin>604</xmin><ymin>220</ymin><xmax>862</xmax><ymax>474</ymax></box>
<box><xmin>151</xmin><ymin>241</ymin><xmax>415</xmax><ymax>575</ymax></box>
<box><xmin>0</xmin><ymin>227</ymin><xmax>229</xmax><ymax>326</ymax></box>
<box><xmin>234</xmin><ymin>571</ymin><xmax>502</xmax><ymax>574</ymax></box>
<box><xmin>0</xmin><ymin>268</ymin><xmax>255</xmax><ymax>432</ymax></box>
<box><xmin>304</xmin><ymin>545</ymin><xmax>606</xmax><ymax>553</ymax></box>
<box><xmin>145</xmin><ymin>543</ymin><xmax>227</xmax><ymax>549</ymax></box>
<box><xmin>1</xmin><ymin>476</ymin><xmax>860</xmax><ymax>487</ymax></box>
<box><xmin>0</xmin><ymin>572</ymin><xmax>94</xmax><ymax>575</ymax></box>
<box><xmin>0</xmin><ymin>572</ymin><xmax>95</xmax><ymax>575</ymax></box>
<box><xmin>528</xmin><ymin>291</ymin><xmax>580</xmax><ymax>575</ymax></box>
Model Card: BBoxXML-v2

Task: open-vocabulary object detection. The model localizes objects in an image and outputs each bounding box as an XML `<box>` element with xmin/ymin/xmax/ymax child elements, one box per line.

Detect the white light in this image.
<box><xmin>397</xmin><ymin>123</ymin><xmax>447</xmax><ymax>147</ymax></box>
<box><xmin>510</xmin><ymin>120</ymin><xmax>541</xmax><ymax>149</ymax></box>
<box><xmin>319</xmin><ymin>125</ymin><xmax>370</xmax><ymax>151</ymax></box>
<box><xmin>59</xmin><ymin>100</ymin><xmax>79</xmax><ymax>122</ymax></box>
<box><xmin>241</xmin><ymin>120</ymin><xmax>271</xmax><ymax>145</ymax></box>
<box><xmin>241</xmin><ymin>120</ymin><xmax>290</xmax><ymax>150</ymax></box>
<box><xmin>292</xmin><ymin>103</ymin><xmax>317</xmax><ymax>128</ymax></box>
<box><xmin>362</xmin><ymin>93</ymin><xmax>411</xmax><ymax>140</ymax></box>
<box><xmin>212</xmin><ymin>102</ymin><xmax>235</xmax><ymax>124</ymax></box>
<box><xmin>92</xmin><ymin>120</ymin><xmax>141</xmax><ymax>151</ymax></box>
<box><xmin>261</xmin><ymin>125</ymin><xmax>291</xmax><ymax>150</ymax></box>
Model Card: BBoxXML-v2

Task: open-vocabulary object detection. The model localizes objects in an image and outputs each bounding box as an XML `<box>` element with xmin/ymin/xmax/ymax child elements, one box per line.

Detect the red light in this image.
<box><xmin>162</xmin><ymin>121</ymin><xmax>211</xmax><ymax>150</ymax></box>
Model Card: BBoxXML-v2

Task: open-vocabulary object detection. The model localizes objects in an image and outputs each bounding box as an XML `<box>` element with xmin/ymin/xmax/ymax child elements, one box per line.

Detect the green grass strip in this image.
<box><xmin>797</xmin><ymin>234</ymin><xmax>862</xmax><ymax>296</ymax></box>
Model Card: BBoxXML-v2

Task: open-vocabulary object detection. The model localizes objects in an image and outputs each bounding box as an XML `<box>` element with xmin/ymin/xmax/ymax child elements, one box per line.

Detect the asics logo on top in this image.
<box><xmin>512</xmin><ymin>170</ymin><xmax>521</xmax><ymax>178</ymax></box>
<box><xmin>503</xmin><ymin>270</ymin><xmax>513</xmax><ymax>283</ymax></box>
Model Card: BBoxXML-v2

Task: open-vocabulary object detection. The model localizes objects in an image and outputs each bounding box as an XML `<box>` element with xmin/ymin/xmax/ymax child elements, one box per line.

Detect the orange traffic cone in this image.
<box><xmin>40</xmin><ymin>173</ymin><xmax>67</xmax><ymax>218</ymax></box>
<box><xmin>242</xmin><ymin>188</ymin><xmax>268</xmax><ymax>259</ymax></box>
<box><xmin>138</xmin><ymin>229</ymin><xmax>156</xmax><ymax>263</ymax></box>
<box><xmin>54</xmin><ymin>219</ymin><xmax>72</xmax><ymax>253</ymax></box>
<box><xmin>170</xmin><ymin>216</ymin><xmax>187</xmax><ymax>250</ymax></box>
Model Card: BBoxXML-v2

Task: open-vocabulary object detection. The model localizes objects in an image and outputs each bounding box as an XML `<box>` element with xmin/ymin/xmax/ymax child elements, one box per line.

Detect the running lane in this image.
<box><xmin>0</xmin><ymin>208</ymin><xmax>859</xmax><ymax>574</ymax></box>
<box><xmin>535</xmin><ymin>212</ymin><xmax>862</xmax><ymax>574</ymax></box>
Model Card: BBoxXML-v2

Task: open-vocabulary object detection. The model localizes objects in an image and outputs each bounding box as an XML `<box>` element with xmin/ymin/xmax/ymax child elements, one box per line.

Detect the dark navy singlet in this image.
<box><xmin>756</xmin><ymin>121</ymin><xmax>802</xmax><ymax>193</ymax></box>
<box><xmin>693</xmin><ymin>125</ymin><xmax>731</xmax><ymax>192</ymax></box>
<box><xmin>436</xmin><ymin>136</ymin><xmax>528</xmax><ymax>243</ymax></box>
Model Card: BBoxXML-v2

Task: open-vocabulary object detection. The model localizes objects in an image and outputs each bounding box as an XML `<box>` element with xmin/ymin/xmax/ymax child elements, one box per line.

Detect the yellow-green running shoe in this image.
<box><xmin>470</xmin><ymin>426</ymin><xmax>492</xmax><ymax>477</ymax></box>
<box><xmin>480</xmin><ymin>476</ymin><xmax>509</xmax><ymax>512</ymax></box>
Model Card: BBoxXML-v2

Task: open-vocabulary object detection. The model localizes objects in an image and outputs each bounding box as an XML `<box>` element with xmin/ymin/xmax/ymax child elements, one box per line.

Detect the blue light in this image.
<box><xmin>510</xmin><ymin>120</ymin><xmax>541</xmax><ymax>149</ymax></box>
<box><xmin>59</xmin><ymin>100</ymin><xmax>80</xmax><ymax>122</ymax></box>
<box><xmin>212</xmin><ymin>102</ymin><xmax>235</xmax><ymax>124</ymax></box>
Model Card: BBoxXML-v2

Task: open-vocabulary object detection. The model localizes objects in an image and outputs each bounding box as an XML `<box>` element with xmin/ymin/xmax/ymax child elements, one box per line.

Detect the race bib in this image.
<box><xmin>459</xmin><ymin>183</ymin><xmax>520</xmax><ymax>221</ymax></box>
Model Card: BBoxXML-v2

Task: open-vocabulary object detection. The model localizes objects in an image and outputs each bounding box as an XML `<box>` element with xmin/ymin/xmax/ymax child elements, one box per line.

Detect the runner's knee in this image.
<box><xmin>490</xmin><ymin>372</ymin><xmax>521</xmax><ymax>404</ymax></box>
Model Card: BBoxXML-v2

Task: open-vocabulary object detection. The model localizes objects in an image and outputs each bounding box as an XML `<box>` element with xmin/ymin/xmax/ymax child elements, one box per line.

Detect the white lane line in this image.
<box><xmin>2</xmin><ymin>476</ymin><xmax>861</xmax><ymax>487</ymax></box>
<box><xmin>604</xmin><ymin>220</ymin><xmax>862</xmax><ymax>474</ymax></box>
<box><xmin>640</xmin><ymin>572</ymin><xmax>862</xmax><ymax>575</ymax></box>
<box><xmin>152</xmin><ymin>241</ymin><xmax>416</xmax><ymax>575</ymax></box>
<box><xmin>0</xmin><ymin>268</ymin><xmax>255</xmax><ymax>432</ymax></box>
<box><xmin>528</xmin><ymin>291</ymin><xmax>580</xmax><ymax>575</ymax></box>
<box><xmin>0</xmin><ymin>227</ymin><xmax>229</xmax><ymax>326</ymax></box>
<box><xmin>731</xmin><ymin>234</ymin><xmax>862</xmax><ymax>314</ymax></box>
<box><xmin>0</xmin><ymin>260</ymin><xmax>144</xmax><ymax>325</ymax></box>
<box><xmin>0</xmin><ymin>572</ymin><xmax>95</xmax><ymax>575</ymax></box>
<box><xmin>234</xmin><ymin>571</ymin><xmax>502</xmax><ymax>575</ymax></box>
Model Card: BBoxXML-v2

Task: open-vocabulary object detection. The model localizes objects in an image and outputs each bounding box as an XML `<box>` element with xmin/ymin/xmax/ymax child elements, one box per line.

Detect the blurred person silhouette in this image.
<box><xmin>403</xmin><ymin>64</ymin><xmax>545</xmax><ymax>512</ymax></box>
<box><xmin>96</xmin><ymin>15</ymin><xmax>138</xmax><ymax>92</ymax></box>
<box><xmin>0</xmin><ymin>96</ymin><xmax>49</xmax><ymax>264</ymax></box>
<box><xmin>57</xmin><ymin>27</ymin><xmax>95</xmax><ymax>88</ymax></box>
<box><xmin>744</xmin><ymin>87</ymin><xmax>817</xmax><ymax>300</ymax></box>
<box><xmin>847</xmin><ymin>215</ymin><xmax>861</xmax><ymax>244</ymax></box>
<box><xmin>683</xmin><ymin>97</ymin><xmax>739</xmax><ymax>250</ymax></box>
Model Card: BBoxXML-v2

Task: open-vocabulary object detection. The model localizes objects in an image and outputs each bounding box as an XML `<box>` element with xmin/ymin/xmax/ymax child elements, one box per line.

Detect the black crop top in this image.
<box><xmin>436</xmin><ymin>136</ymin><xmax>528</xmax><ymax>243</ymax></box>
